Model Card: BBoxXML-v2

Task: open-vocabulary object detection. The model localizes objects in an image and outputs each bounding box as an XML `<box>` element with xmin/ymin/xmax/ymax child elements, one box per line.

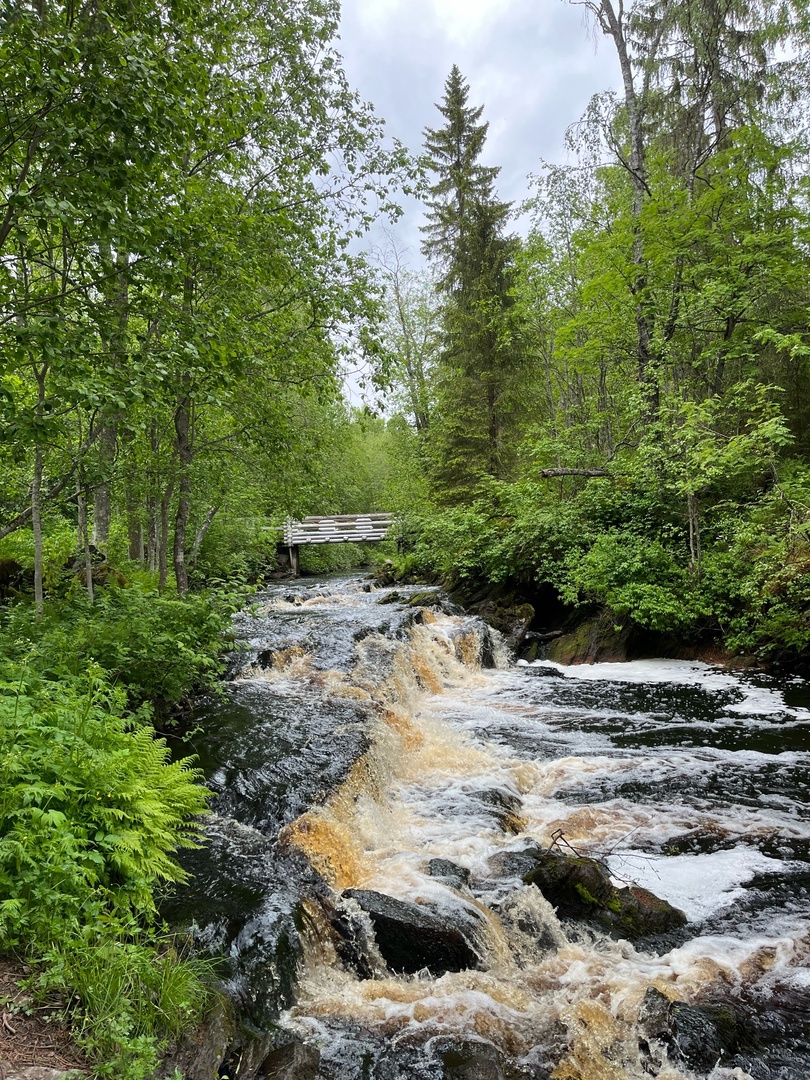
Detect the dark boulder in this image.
<box><xmin>439</xmin><ymin>1039</ymin><xmax>506</xmax><ymax>1080</ymax></box>
<box><xmin>377</xmin><ymin>590</ymin><xmax>402</xmax><ymax>604</ymax></box>
<box><xmin>343</xmin><ymin>889</ymin><xmax>484</xmax><ymax>976</ymax></box>
<box><xmin>523</xmin><ymin>663</ymin><xmax>564</xmax><ymax>679</ymax></box>
<box><xmin>486</xmin><ymin>844</ymin><xmax>546</xmax><ymax>882</ymax></box>
<box><xmin>545</xmin><ymin>610</ymin><xmax>631</xmax><ymax>665</ymax></box>
<box><xmin>472</xmin><ymin>601</ymin><xmax>535</xmax><ymax>653</ymax></box>
<box><xmin>475</xmin><ymin>789</ymin><xmax>526</xmax><ymax>834</ymax></box>
<box><xmin>637</xmin><ymin>987</ymin><xmax>745</xmax><ymax>1074</ymax></box>
<box><xmin>428</xmin><ymin>858</ymin><xmax>471</xmax><ymax>890</ymax></box>
<box><xmin>255</xmin><ymin>1039</ymin><xmax>321</xmax><ymax>1079</ymax></box>
<box><xmin>408</xmin><ymin>589</ymin><xmax>445</xmax><ymax>608</ymax></box>
<box><xmin>523</xmin><ymin>851</ymin><xmax>687</xmax><ymax>941</ymax></box>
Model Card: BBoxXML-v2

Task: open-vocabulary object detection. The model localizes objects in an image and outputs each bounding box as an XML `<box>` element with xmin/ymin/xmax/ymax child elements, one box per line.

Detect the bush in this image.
<box><xmin>1</xmin><ymin>585</ymin><xmax>235</xmax><ymax>713</ymax></box>
<box><xmin>298</xmin><ymin>541</ymin><xmax>366</xmax><ymax>574</ymax></box>
<box><xmin>0</xmin><ymin>664</ymin><xmax>209</xmax><ymax>944</ymax></box>
<box><xmin>0</xmin><ymin>662</ymin><xmax>213</xmax><ymax>1077</ymax></box>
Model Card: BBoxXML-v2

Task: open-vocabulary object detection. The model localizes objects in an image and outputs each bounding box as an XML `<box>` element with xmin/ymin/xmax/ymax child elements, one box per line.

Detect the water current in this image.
<box><xmin>165</xmin><ymin>574</ymin><xmax>810</xmax><ymax>1080</ymax></box>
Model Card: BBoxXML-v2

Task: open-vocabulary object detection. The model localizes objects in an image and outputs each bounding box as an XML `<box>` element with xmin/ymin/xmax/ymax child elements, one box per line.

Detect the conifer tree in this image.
<box><xmin>421</xmin><ymin>67</ymin><xmax>528</xmax><ymax>498</ymax></box>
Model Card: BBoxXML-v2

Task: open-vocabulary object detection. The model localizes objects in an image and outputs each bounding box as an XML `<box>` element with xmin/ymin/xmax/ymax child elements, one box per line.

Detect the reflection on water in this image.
<box><xmin>166</xmin><ymin>575</ymin><xmax>810</xmax><ymax>1080</ymax></box>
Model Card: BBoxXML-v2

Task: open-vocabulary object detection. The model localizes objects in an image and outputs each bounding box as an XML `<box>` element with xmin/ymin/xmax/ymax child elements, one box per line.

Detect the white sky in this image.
<box><xmin>337</xmin><ymin>0</ymin><xmax>621</xmax><ymax>261</ymax></box>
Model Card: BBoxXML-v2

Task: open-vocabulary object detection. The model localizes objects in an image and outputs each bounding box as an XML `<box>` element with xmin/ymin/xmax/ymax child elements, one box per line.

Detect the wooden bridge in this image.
<box><xmin>282</xmin><ymin>513</ymin><xmax>394</xmax><ymax>575</ymax></box>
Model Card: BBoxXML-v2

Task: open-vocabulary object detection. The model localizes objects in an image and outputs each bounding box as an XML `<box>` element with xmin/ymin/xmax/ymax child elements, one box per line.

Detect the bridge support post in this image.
<box><xmin>288</xmin><ymin>544</ymin><xmax>300</xmax><ymax>577</ymax></box>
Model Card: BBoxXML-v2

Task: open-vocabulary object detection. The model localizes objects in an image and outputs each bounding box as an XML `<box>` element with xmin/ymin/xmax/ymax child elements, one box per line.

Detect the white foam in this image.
<box><xmin>536</xmin><ymin>658</ymin><xmax>810</xmax><ymax>720</ymax></box>
<box><xmin>607</xmin><ymin>846</ymin><xmax>791</xmax><ymax>922</ymax></box>
<box><xmin>535</xmin><ymin>658</ymin><xmax>738</xmax><ymax>688</ymax></box>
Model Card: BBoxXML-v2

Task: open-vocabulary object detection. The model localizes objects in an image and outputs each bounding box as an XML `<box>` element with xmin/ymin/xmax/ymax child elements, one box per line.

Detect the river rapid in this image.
<box><xmin>165</xmin><ymin>574</ymin><xmax>810</xmax><ymax>1080</ymax></box>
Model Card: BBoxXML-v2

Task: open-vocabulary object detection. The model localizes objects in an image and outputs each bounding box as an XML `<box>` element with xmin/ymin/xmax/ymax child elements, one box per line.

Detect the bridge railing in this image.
<box><xmin>283</xmin><ymin>513</ymin><xmax>394</xmax><ymax>547</ymax></box>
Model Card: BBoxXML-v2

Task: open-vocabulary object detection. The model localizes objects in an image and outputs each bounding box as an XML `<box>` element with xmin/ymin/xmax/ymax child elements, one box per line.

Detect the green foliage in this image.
<box><xmin>1</xmin><ymin>585</ymin><xmax>234</xmax><ymax>712</ymax></box>
<box><xmin>0</xmin><ymin>664</ymin><xmax>208</xmax><ymax>945</ymax></box>
<box><xmin>563</xmin><ymin>532</ymin><xmax>696</xmax><ymax>632</ymax></box>
<box><xmin>33</xmin><ymin>933</ymin><xmax>214</xmax><ymax>1079</ymax></box>
<box><xmin>421</xmin><ymin>67</ymin><xmax>531</xmax><ymax>496</ymax></box>
<box><xmin>193</xmin><ymin>517</ymin><xmax>282</xmax><ymax>585</ymax></box>
<box><xmin>299</xmin><ymin>542</ymin><xmax>367</xmax><ymax>575</ymax></box>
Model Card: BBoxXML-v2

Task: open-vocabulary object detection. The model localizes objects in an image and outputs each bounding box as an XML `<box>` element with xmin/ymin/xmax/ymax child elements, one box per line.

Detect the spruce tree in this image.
<box><xmin>421</xmin><ymin>67</ymin><xmax>527</xmax><ymax>497</ymax></box>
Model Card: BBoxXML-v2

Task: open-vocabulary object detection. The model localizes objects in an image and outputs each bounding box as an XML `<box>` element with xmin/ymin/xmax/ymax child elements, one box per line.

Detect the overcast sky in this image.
<box><xmin>337</xmin><ymin>0</ymin><xmax>621</xmax><ymax>261</ymax></box>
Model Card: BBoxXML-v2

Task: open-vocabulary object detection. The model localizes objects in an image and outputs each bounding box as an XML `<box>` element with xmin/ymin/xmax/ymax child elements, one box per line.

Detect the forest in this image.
<box><xmin>1</xmin><ymin>0</ymin><xmax>810</xmax><ymax>1075</ymax></box>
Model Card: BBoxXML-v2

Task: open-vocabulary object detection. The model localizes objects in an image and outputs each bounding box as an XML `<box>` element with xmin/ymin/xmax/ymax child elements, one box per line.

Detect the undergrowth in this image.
<box><xmin>0</xmin><ymin>576</ymin><xmax>244</xmax><ymax>1076</ymax></box>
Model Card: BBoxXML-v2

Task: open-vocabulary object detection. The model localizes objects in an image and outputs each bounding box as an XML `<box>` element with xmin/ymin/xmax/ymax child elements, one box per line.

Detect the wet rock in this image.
<box><xmin>160</xmin><ymin>997</ymin><xmax>237</xmax><ymax>1079</ymax></box>
<box><xmin>446</xmin><ymin>620</ymin><xmax>498</xmax><ymax>669</ymax></box>
<box><xmin>343</xmin><ymin>889</ymin><xmax>484</xmax><ymax>975</ymax></box>
<box><xmin>377</xmin><ymin>589</ymin><xmax>402</xmax><ymax>604</ymax></box>
<box><xmin>486</xmin><ymin>844</ymin><xmax>545</xmax><ymax>881</ymax></box>
<box><xmin>471</xmin><ymin>601</ymin><xmax>535</xmax><ymax>653</ymax></box>
<box><xmin>257</xmin><ymin>1039</ymin><xmax>321</xmax><ymax>1079</ymax></box>
<box><xmin>321</xmin><ymin>894</ymin><xmax>381</xmax><ymax>980</ymax></box>
<box><xmin>408</xmin><ymin>589</ymin><xmax>447</xmax><ymax>609</ymax></box>
<box><xmin>428</xmin><ymin>858</ymin><xmax>471</xmax><ymax>890</ymax></box>
<box><xmin>523</xmin><ymin>851</ymin><xmax>687</xmax><ymax>941</ymax></box>
<box><xmin>636</xmin><ymin>987</ymin><xmax>745</xmax><ymax>1074</ymax></box>
<box><xmin>475</xmin><ymin>789</ymin><xmax>526</xmax><ymax>833</ymax></box>
<box><xmin>523</xmin><ymin>664</ymin><xmax>564</xmax><ymax>678</ymax></box>
<box><xmin>545</xmin><ymin>610</ymin><xmax>631</xmax><ymax>665</ymax></box>
<box><xmin>440</xmin><ymin>1039</ymin><xmax>506</xmax><ymax>1080</ymax></box>
<box><xmin>255</xmin><ymin>645</ymin><xmax>307</xmax><ymax>670</ymax></box>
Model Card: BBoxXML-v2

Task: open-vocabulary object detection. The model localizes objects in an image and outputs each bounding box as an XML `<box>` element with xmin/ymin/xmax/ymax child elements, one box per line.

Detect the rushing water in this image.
<box><xmin>166</xmin><ymin>574</ymin><xmax>810</xmax><ymax>1080</ymax></box>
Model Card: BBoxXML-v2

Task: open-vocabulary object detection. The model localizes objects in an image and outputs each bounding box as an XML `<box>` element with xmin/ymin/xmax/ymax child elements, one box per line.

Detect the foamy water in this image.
<box><xmin>176</xmin><ymin>578</ymin><xmax>810</xmax><ymax>1079</ymax></box>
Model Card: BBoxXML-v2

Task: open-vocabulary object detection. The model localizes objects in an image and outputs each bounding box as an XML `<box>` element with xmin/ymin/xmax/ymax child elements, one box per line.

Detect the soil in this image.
<box><xmin>0</xmin><ymin>958</ymin><xmax>88</xmax><ymax>1078</ymax></box>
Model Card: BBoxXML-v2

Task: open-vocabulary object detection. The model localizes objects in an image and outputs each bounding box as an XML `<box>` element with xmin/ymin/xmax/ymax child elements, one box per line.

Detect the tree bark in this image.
<box><xmin>92</xmin><ymin>421</ymin><xmax>116</xmax><ymax>548</ymax></box>
<box><xmin>146</xmin><ymin>497</ymin><xmax>159</xmax><ymax>573</ymax></box>
<box><xmin>76</xmin><ymin>474</ymin><xmax>94</xmax><ymax>602</ymax></box>
<box><xmin>173</xmin><ymin>391</ymin><xmax>193</xmax><ymax>595</ymax></box>
<box><xmin>0</xmin><ymin>425</ymin><xmax>103</xmax><ymax>542</ymax></box>
<box><xmin>190</xmin><ymin>505</ymin><xmax>219</xmax><ymax>565</ymax></box>
<box><xmin>687</xmin><ymin>491</ymin><xmax>701</xmax><ymax>580</ymax></box>
<box><xmin>538</xmin><ymin>467</ymin><xmax>610</xmax><ymax>478</ymax></box>
<box><xmin>32</xmin><ymin>445</ymin><xmax>44</xmax><ymax>617</ymax></box>
<box><xmin>159</xmin><ymin>482</ymin><xmax>175</xmax><ymax>594</ymax></box>
<box><xmin>590</xmin><ymin>0</ymin><xmax>663</xmax><ymax>418</ymax></box>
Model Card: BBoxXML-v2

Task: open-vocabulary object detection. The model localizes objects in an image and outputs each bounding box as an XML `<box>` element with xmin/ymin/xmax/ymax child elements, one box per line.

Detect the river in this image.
<box><xmin>164</xmin><ymin>573</ymin><xmax>810</xmax><ymax>1080</ymax></box>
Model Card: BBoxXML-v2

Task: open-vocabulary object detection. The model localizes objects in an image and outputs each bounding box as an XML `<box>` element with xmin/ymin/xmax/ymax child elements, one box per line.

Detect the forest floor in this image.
<box><xmin>0</xmin><ymin>958</ymin><xmax>87</xmax><ymax>1078</ymax></box>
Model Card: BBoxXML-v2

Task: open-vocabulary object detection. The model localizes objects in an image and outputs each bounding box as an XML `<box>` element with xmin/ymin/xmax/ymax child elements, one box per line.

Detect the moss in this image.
<box><xmin>574</xmin><ymin>882</ymin><xmax>602</xmax><ymax>908</ymax></box>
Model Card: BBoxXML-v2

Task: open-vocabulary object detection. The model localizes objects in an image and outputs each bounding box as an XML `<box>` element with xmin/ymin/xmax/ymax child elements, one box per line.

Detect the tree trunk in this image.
<box><xmin>190</xmin><ymin>505</ymin><xmax>219</xmax><ymax>565</ymax></box>
<box><xmin>92</xmin><ymin>421</ymin><xmax>116</xmax><ymax>548</ymax></box>
<box><xmin>159</xmin><ymin>482</ymin><xmax>175</xmax><ymax>594</ymax></box>
<box><xmin>76</xmin><ymin>474</ymin><xmax>94</xmax><ymax>602</ymax></box>
<box><xmin>146</xmin><ymin>494</ymin><xmax>159</xmax><ymax>573</ymax></box>
<box><xmin>538</xmin><ymin>467</ymin><xmax>610</xmax><ymax>478</ymax></box>
<box><xmin>32</xmin><ymin>445</ymin><xmax>44</xmax><ymax>617</ymax></box>
<box><xmin>596</xmin><ymin>0</ymin><xmax>660</xmax><ymax>418</ymax></box>
<box><xmin>173</xmin><ymin>392</ymin><xmax>193</xmax><ymax>595</ymax></box>
<box><xmin>687</xmin><ymin>491</ymin><xmax>701</xmax><ymax>581</ymax></box>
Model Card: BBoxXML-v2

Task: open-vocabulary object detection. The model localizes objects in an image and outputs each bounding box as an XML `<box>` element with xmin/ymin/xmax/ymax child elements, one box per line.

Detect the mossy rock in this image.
<box><xmin>545</xmin><ymin>609</ymin><xmax>631</xmax><ymax>664</ymax></box>
<box><xmin>523</xmin><ymin>851</ymin><xmax>687</xmax><ymax>941</ymax></box>
<box><xmin>408</xmin><ymin>589</ymin><xmax>444</xmax><ymax>608</ymax></box>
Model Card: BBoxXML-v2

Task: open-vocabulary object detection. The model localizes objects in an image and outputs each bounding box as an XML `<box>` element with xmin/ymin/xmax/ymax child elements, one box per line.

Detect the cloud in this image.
<box><xmin>337</xmin><ymin>0</ymin><xmax>620</xmax><ymax>262</ymax></box>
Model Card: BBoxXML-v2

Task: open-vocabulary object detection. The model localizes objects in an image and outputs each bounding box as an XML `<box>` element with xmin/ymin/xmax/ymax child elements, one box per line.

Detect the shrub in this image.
<box><xmin>1</xmin><ymin>585</ymin><xmax>235</xmax><ymax>713</ymax></box>
<box><xmin>0</xmin><ymin>664</ymin><xmax>209</xmax><ymax>944</ymax></box>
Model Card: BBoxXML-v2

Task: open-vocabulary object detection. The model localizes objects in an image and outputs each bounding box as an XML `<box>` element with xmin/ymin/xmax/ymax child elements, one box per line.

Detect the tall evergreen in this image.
<box><xmin>420</xmin><ymin>67</ymin><xmax>528</xmax><ymax>498</ymax></box>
